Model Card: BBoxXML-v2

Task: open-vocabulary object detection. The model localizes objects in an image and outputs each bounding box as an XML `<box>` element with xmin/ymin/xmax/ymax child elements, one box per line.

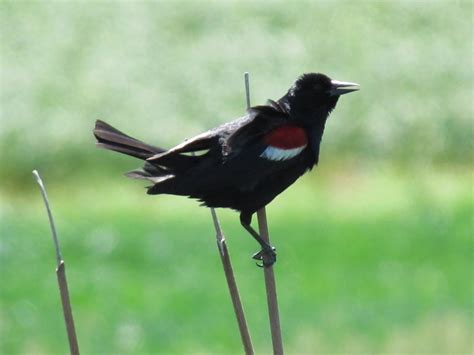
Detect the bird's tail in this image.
<box><xmin>93</xmin><ymin>120</ymin><xmax>165</xmax><ymax>160</ymax></box>
<box><xmin>93</xmin><ymin>120</ymin><xmax>177</xmax><ymax>188</ymax></box>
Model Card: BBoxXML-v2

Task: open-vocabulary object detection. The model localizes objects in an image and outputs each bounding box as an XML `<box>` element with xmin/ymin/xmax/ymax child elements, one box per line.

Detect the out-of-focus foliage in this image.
<box><xmin>1</xmin><ymin>169</ymin><xmax>472</xmax><ymax>353</ymax></box>
<box><xmin>1</xmin><ymin>1</ymin><xmax>472</xmax><ymax>354</ymax></box>
<box><xmin>1</xmin><ymin>0</ymin><xmax>472</xmax><ymax>184</ymax></box>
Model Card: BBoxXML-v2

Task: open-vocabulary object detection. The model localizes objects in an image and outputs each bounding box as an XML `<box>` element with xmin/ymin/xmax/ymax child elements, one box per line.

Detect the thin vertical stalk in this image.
<box><xmin>244</xmin><ymin>73</ymin><xmax>284</xmax><ymax>354</ymax></box>
<box><xmin>257</xmin><ymin>209</ymin><xmax>283</xmax><ymax>355</ymax></box>
<box><xmin>191</xmin><ymin>141</ymin><xmax>253</xmax><ymax>354</ymax></box>
<box><xmin>210</xmin><ymin>209</ymin><xmax>254</xmax><ymax>354</ymax></box>
<box><xmin>33</xmin><ymin>170</ymin><xmax>80</xmax><ymax>355</ymax></box>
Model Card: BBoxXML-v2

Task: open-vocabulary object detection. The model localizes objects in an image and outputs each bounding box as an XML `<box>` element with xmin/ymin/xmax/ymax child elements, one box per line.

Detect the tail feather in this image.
<box><xmin>125</xmin><ymin>162</ymin><xmax>178</xmax><ymax>194</ymax></box>
<box><xmin>125</xmin><ymin>162</ymin><xmax>173</xmax><ymax>181</ymax></box>
<box><xmin>93</xmin><ymin>120</ymin><xmax>164</xmax><ymax>160</ymax></box>
<box><xmin>94</xmin><ymin>120</ymin><xmax>179</xmax><ymax>193</ymax></box>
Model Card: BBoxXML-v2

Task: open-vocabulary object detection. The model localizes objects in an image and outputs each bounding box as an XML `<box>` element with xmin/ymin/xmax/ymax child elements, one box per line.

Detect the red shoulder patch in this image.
<box><xmin>264</xmin><ymin>125</ymin><xmax>308</xmax><ymax>149</ymax></box>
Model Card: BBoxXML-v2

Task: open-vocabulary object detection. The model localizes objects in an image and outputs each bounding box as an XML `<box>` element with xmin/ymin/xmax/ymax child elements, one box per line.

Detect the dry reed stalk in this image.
<box><xmin>210</xmin><ymin>208</ymin><xmax>254</xmax><ymax>354</ymax></box>
<box><xmin>33</xmin><ymin>170</ymin><xmax>80</xmax><ymax>355</ymax></box>
<box><xmin>245</xmin><ymin>73</ymin><xmax>284</xmax><ymax>354</ymax></box>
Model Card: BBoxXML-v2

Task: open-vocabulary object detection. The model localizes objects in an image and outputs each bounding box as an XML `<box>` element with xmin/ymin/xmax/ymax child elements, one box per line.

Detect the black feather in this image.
<box><xmin>93</xmin><ymin>120</ymin><xmax>164</xmax><ymax>159</ymax></box>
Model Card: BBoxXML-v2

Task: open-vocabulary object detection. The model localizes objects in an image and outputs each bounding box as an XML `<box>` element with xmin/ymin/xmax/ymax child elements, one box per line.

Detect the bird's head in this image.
<box><xmin>280</xmin><ymin>73</ymin><xmax>359</xmax><ymax>124</ymax></box>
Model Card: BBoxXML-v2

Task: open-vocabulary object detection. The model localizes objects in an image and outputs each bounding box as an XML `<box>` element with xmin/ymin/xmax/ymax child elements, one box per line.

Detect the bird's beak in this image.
<box><xmin>330</xmin><ymin>79</ymin><xmax>360</xmax><ymax>96</ymax></box>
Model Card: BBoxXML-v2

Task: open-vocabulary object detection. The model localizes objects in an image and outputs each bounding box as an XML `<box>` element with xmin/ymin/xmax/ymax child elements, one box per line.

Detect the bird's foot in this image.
<box><xmin>252</xmin><ymin>246</ymin><xmax>277</xmax><ymax>268</ymax></box>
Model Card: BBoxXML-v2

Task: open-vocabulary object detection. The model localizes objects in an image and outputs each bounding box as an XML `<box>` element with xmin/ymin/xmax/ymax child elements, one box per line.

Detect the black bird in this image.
<box><xmin>93</xmin><ymin>73</ymin><xmax>359</xmax><ymax>267</ymax></box>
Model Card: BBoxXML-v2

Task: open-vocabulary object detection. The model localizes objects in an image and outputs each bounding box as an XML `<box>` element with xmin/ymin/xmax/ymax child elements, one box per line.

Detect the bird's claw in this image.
<box><xmin>252</xmin><ymin>246</ymin><xmax>277</xmax><ymax>268</ymax></box>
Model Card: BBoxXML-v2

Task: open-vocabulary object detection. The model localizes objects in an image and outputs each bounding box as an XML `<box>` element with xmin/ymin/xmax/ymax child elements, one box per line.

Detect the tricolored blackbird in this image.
<box><xmin>93</xmin><ymin>73</ymin><xmax>359</xmax><ymax>267</ymax></box>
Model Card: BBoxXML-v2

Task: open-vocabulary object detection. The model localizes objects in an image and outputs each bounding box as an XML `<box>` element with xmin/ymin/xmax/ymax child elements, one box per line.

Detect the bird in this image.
<box><xmin>93</xmin><ymin>73</ymin><xmax>359</xmax><ymax>267</ymax></box>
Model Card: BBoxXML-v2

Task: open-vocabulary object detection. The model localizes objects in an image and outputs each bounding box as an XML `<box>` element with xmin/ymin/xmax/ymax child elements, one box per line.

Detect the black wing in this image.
<box><xmin>145</xmin><ymin>104</ymin><xmax>288</xmax><ymax>170</ymax></box>
<box><xmin>144</xmin><ymin>104</ymin><xmax>292</xmax><ymax>196</ymax></box>
<box><xmin>223</xmin><ymin>104</ymin><xmax>289</xmax><ymax>158</ymax></box>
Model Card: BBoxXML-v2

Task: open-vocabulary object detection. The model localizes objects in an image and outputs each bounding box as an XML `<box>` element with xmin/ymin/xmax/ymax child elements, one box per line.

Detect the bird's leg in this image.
<box><xmin>240</xmin><ymin>212</ymin><xmax>276</xmax><ymax>267</ymax></box>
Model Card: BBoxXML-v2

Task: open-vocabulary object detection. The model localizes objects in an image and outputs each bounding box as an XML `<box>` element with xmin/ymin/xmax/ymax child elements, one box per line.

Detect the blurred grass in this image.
<box><xmin>1</xmin><ymin>0</ymin><xmax>473</xmax><ymax>354</ymax></box>
<box><xmin>1</xmin><ymin>0</ymin><xmax>473</xmax><ymax>186</ymax></box>
<box><xmin>1</xmin><ymin>167</ymin><xmax>472</xmax><ymax>353</ymax></box>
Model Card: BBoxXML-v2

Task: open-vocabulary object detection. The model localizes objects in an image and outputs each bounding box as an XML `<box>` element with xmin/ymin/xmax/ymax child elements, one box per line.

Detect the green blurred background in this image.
<box><xmin>1</xmin><ymin>1</ymin><xmax>472</xmax><ymax>353</ymax></box>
